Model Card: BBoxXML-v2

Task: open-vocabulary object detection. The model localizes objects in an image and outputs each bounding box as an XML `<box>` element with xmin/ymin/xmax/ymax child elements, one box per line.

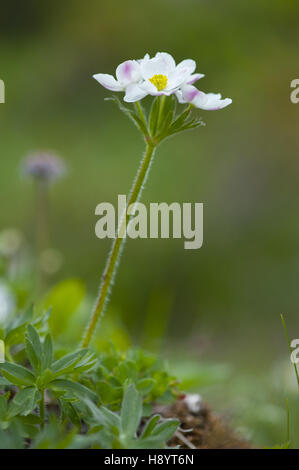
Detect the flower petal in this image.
<box><xmin>175</xmin><ymin>90</ymin><xmax>186</xmax><ymax>104</ymax></box>
<box><xmin>193</xmin><ymin>92</ymin><xmax>232</xmax><ymax>110</ymax></box>
<box><xmin>124</xmin><ymin>83</ymin><xmax>148</xmax><ymax>102</ymax></box>
<box><xmin>176</xmin><ymin>59</ymin><xmax>196</xmax><ymax>75</ymax></box>
<box><xmin>141</xmin><ymin>57</ymin><xmax>168</xmax><ymax>79</ymax></box>
<box><xmin>140</xmin><ymin>80</ymin><xmax>163</xmax><ymax>96</ymax></box>
<box><xmin>166</xmin><ymin>67</ymin><xmax>192</xmax><ymax>91</ymax></box>
<box><xmin>154</xmin><ymin>52</ymin><xmax>176</xmax><ymax>71</ymax></box>
<box><xmin>138</xmin><ymin>53</ymin><xmax>150</xmax><ymax>64</ymax></box>
<box><xmin>116</xmin><ymin>60</ymin><xmax>141</xmax><ymax>86</ymax></box>
<box><xmin>93</xmin><ymin>73</ymin><xmax>123</xmax><ymax>91</ymax></box>
<box><xmin>181</xmin><ymin>84</ymin><xmax>205</xmax><ymax>103</ymax></box>
<box><xmin>186</xmin><ymin>73</ymin><xmax>205</xmax><ymax>85</ymax></box>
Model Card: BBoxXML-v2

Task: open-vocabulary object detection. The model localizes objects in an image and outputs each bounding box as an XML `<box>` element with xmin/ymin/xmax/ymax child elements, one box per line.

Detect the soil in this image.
<box><xmin>154</xmin><ymin>400</ymin><xmax>251</xmax><ymax>449</ymax></box>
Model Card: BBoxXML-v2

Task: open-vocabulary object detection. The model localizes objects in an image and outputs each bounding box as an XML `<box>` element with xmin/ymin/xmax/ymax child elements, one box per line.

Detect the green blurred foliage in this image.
<box><xmin>43</xmin><ymin>278</ymin><xmax>85</xmax><ymax>337</ymax></box>
<box><xmin>1</xmin><ymin>0</ymin><xmax>299</xmax><ymax>447</ymax></box>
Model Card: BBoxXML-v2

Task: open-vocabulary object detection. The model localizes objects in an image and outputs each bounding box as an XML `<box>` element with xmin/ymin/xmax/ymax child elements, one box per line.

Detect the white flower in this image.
<box><xmin>93</xmin><ymin>52</ymin><xmax>231</xmax><ymax>110</ymax></box>
<box><xmin>125</xmin><ymin>52</ymin><xmax>204</xmax><ymax>103</ymax></box>
<box><xmin>93</xmin><ymin>52</ymin><xmax>204</xmax><ymax>103</ymax></box>
<box><xmin>93</xmin><ymin>59</ymin><xmax>148</xmax><ymax>102</ymax></box>
<box><xmin>176</xmin><ymin>84</ymin><xmax>232</xmax><ymax>110</ymax></box>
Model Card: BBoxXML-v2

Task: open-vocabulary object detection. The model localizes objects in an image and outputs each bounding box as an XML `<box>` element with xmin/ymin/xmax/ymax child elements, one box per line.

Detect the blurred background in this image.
<box><xmin>1</xmin><ymin>0</ymin><xmax>299</xmax><ymax>447</ymax></box>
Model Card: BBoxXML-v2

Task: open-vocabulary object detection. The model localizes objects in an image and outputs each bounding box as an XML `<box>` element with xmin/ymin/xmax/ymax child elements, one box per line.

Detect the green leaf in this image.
<box><xmin>114</xmin><ymin>360</ymin><xmax>138</xmax><ymax>383</ymax></box>
<box><xmin>157</xmin><ymin>95</ymin><xmax>176</xmax><ymax>137</ymax></box>
<box><xmin>0</xmin><ymin>362</ymin><xmax>36</xmax><ymax>386</ymax></box>
<box><xmin>42</xmin><ymin>334</ymin><xmax>53</xmax><ymax>370</ymax></box>
<box><xmin>49</xmin><ymin>378</ymin><xmax>97</xmax><ymax>402</ymax></box>
<box><xmin>84</xmin><ymin>398</ymin><xmax>120</xmax><ymax>429</ymax></box>
<box><xmin>0</xmin><ymin>376</ymin><xmax>11</xmax><ymax>386</ymax></box>
<box><xmin>51</xmin><ymin>349</ymin><xmax>89</xmax><ymax>376</ymax></box>
<box><xmin>5</xmin><ymin>323</ymin><xmax>28</xmax><ymax>349</ymax></box>
<box><xmin>17</xmin><ymin>414</ymin><xmax>41</xmax><ymax>425</ymax></box>
<box><xmin>59</xmin><ymin>399</ymin><xmax>81</xmax><ymax>428</ymax></box>
<box><xmin>0</xmin><ymin>425</ymin><xmax>24</xmax><ymax>449</ymax></box>
<box><xmin>149</xmin><ymin>97</ymin><xmax>160</xmax><ymax>137</ymax></box>
<box><xmin>141</xmin><ymin>414</ymin><xmax>161</xmax><ymax>438</ymax></box>
<box><xmin>120</xmin><ymin>383</ymin><xmax>142</xmax><ymax>440</ymax></box>
<box><xmin>27</xmin><ymin>325</ymin><xmax>42</xmax><ymax>358</ymax></box>
<box><xmin>6</xmin><ymin>387</ymin><xmax>38</xmax><ymax>419</ymax></box>
<box><xmin>169</xmin><ymin>105</ymin><xmax>192</xmax><ymax>131</ymax></box>
<box><xmin>136</xmin><ymin>378</ymin><xmax>155</xmax><ymax>396</ymax></box>
<box><xmin>5</xmin><ymin>305</ymin><xmax>34</xmax><ymax>347</ymax></box>
<box><xmin>101</xmin><ymin>406</ymin><xmax>121</xmax><ymax>429</ymax></box>
<box><xmin>25</xmin><ymin>338</ymin><xmax>40</xmax><ymax>374</ymax></box>
<box><xmin>133</xmin><ymin>435</ymin><xmax>167</xmax><ymax>449</ymax></box>
<box><xmin>41</xmin><ymin>368</ymin><xmax>55</xmax><ymax>387</ymax></box>
<box><xmin>14</xmin><ymin>418</ymin><xmax>39</xmax><ymax>439</ymax></box>
<box><xmin>151</xmin><ymin>418</ymin><xmax>179</xmax><ymax>441</ymax></box>
<box><xmin>96</xmin><ymin>381</ymin><xmax>121</xmax><ymax>405</ymax></box>
<box><xmin>170</xmin><ymin>118</ymin><xmax>205</xmax><ymax>135</ymax></box>
<box><xmin>73</xmin><ymin>351</ymin><xmax>97</xmax><ymax>374</ymax></box>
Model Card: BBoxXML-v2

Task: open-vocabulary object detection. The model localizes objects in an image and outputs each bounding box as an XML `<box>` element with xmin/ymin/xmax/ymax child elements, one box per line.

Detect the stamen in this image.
<box><xmin>149</xmin><ymin>74</ymin><xmax>168</xmax><ymax>91</ymax></box>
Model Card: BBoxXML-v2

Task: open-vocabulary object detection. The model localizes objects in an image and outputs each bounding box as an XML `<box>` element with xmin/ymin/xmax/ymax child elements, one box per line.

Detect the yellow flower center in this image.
<box><xmin>149</xmin><ymin>74</ymin><xmax>168</xmax><ymax>91</ymax></box>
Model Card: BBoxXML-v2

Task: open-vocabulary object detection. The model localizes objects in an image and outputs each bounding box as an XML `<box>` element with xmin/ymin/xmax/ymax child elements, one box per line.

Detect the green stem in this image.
<box><xmin>135</xmin><ymin>101</ymin><xmax>148</xmax><ymax>131</ymax></box>
<box><xmin>157</xmin><ymin>95</ymin><xmax>166</xmax><ymax>130</ymax></box>
<box><xmin>185</xmin><ymin>103</ymin><xmax>193</xmax><ymax>113</ymax></box>
<box><xmin>40</xmin><ymin>389</ymin><xmax>45</xmax><ymax>429</ymax></box>
<box><xmin>81</xmin><ymin>142</ymin><xmax>156</xmax><ymax>347</ymax></box>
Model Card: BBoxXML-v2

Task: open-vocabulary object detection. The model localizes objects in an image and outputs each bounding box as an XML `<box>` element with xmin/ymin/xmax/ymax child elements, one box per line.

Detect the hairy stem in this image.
<box><xmin>81</xmin><ymin>142</ymin><xmax>156</xmax><ymax>347</ymax></box>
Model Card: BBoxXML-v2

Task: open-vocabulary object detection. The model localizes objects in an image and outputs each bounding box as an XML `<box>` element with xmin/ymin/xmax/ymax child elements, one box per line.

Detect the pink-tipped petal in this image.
<box><xmin>181</xmin><ymin>84</ymin><xmax>204</xmax><ymax>103</ymax></box>
<box><xmin>116</xmin><ymin>60</ymin><xmax>141</xmax><ymax>86</ymax></box>
<box><xmin>186</xmin><ymin>73</ymin><xmax>205</xmax><ymax>85</ymax></box>
<box><xmin>93</xmin><ymin>73</ymin><xmax>123</xmax><ymax>91</ymax></box>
